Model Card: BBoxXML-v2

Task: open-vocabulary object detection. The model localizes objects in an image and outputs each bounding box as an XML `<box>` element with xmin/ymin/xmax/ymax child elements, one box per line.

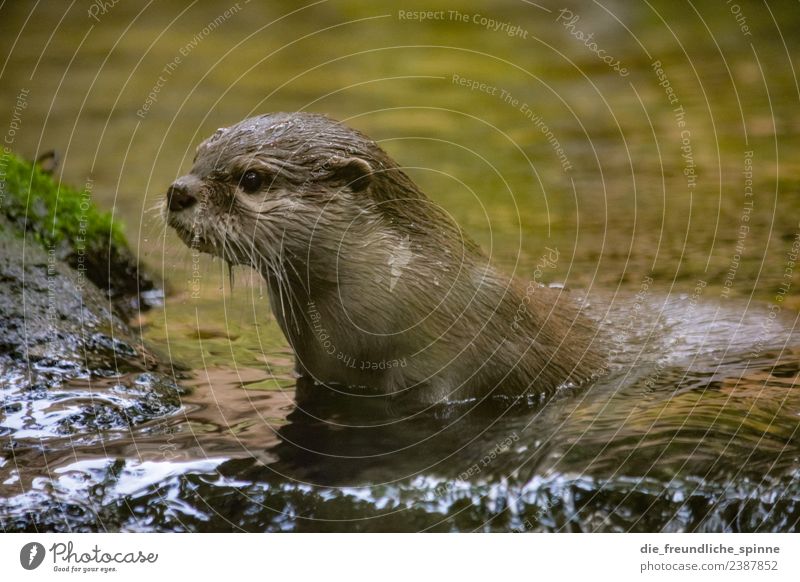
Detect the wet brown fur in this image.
<box><xmin>165</xmin><ymin>112</ymin><xmax>604</xmax><ymax>403</ymax></box>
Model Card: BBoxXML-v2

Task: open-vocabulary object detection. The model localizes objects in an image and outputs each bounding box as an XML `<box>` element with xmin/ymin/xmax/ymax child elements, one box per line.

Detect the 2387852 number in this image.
<box><xmin>726</xmin><ymin>560</ymin><xmax>778</xmax><ymax>571</ymax></box>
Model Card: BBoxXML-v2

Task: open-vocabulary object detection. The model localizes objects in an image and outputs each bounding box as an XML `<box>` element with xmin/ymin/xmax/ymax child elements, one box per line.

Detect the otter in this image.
<box><xmin>164</xmin><ymin>113</ymin><xmax>603</xmax><ymax>403</ymax></box>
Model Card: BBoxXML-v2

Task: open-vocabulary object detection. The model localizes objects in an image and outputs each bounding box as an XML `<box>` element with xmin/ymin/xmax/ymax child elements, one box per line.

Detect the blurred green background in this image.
<box><xmin>2</xmin><ymin>0</ymin><xmax>798</xmax><ymax>366</ymax></box>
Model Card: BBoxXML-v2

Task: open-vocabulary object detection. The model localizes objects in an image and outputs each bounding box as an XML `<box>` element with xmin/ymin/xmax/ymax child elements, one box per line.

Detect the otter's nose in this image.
<box><xmin>166</xmin><ymin>181</ymin><xmax>197</xmax><ymax>212</ymax></box>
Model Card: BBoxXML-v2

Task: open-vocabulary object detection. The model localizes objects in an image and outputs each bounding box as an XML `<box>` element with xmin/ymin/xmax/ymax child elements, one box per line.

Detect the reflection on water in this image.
<box><xmin>2</xmin><ymin>296</ymin><xmax>798</xmax><ymax>531</ymax></box>
<box><xmin>1</xmin><ymin>1</ymin><xmax>799</xmax><ymax>531</ymax></box>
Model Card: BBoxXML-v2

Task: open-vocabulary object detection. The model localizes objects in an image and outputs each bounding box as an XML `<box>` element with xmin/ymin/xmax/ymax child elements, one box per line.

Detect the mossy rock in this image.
<box><xmin>0</xmin><ymin>156</ymin><xmax>184</xmax><ymax>449</ymax></box>
<box><xmin>0</xmin><ymin>150</ymin><xmax>156</xmax><ymax>316</ymax></box>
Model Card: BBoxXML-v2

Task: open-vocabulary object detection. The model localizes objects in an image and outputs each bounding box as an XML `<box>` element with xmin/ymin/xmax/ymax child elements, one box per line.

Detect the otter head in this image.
<box><xmin>163</xmin><ymin>112</ymin><xmax>388</xmax><ymax>274</ymax></box>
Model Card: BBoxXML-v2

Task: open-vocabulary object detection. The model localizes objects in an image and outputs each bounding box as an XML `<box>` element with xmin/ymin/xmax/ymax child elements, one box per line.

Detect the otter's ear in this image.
<box><xmin>326</xmin><ymin>156</ymin><xmax>372</xmax><ymax>192</ymax></box>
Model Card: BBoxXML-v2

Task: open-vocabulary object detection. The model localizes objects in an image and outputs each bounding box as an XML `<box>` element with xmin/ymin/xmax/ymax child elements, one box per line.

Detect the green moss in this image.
<box><xmin>0</xmin><ymin>150</ymin><xmax>155</xmax><ymax>315</ymax></box>
<box><xmin>0</xmin><ymin>150</ymin><xmax>126</xmax><ymax>250</ymax></box>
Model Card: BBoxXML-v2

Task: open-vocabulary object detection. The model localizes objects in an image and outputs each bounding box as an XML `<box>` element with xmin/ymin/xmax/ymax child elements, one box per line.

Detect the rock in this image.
<box><xmin>0</xmin><ymin>155</ymin><xmax>184</xmax><ymax>453</ymax></box>
<box><xmin>0</xmin><ymin>152</ymin><xmax>158</xmax><ymax>317</ymax></box>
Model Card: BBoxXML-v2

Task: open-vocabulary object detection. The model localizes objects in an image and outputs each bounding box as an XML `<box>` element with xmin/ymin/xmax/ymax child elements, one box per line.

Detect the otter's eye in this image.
<box><xmin>239</xmin><ymin>170</ymin><xmax>263</xmax><ymax>193</ymax></box>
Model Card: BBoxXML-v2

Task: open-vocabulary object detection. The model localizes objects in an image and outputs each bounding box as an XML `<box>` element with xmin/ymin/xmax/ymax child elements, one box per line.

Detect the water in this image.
<box><xmin>1</xmin><ymin>1</ymin><xmax>799</xmax><ymax>531</ymax></box>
